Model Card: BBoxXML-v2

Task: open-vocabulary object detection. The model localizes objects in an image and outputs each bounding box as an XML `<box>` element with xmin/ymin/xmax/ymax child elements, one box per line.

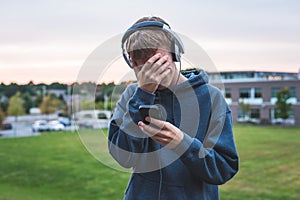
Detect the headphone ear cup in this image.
<box><xmin>172</xmin><ymin>41</ymin><xmax>181</xmax><ymax>62</ymax></box>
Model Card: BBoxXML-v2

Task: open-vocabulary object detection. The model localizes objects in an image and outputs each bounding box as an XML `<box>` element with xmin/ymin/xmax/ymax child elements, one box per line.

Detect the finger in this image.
<box><xmin>156</xmin><ymin>61</ymin><xmax>171</xmax><ymax>75</ymax></box>
<box><xmin>138</xmin><ymin>121</ymin><xmax>161</xmax><ymax>136</ymax></box>
<box><xmin>146</xmin><ymin>117</ymin><xmax>166</xmax><ymax>130</ymax></box>
<box><xmin>158</xmin><ymin>68</ymin><xmax>171</xmax><ymax>80</ymax></box>
<box><xmin>156</xmin><ymin>55</ymin><xmax>169</xmax><ymax>66</ymax></box>
<box><xmin>151</xmin><ymin>130</ymin><xmax>172</xmax><ymax>140</ymax></box>
<box><xmin>151</xmin><ymin>133</ymin><xmax>174</xmax><ymax>146</ymax></box>
<box><xmin>144</xmin><ymin>68</ymin><xmax>170</xmax><ymax>86</ymax></box>
<box><xmin>151</xmin><ymin>136</ymin><xmax>169</xmax><ymax>145</ymax></box>
<box><xmin>143</xmin><ymin>53</ymin><xmax>162</xmax><ymax>70</ymax></box>
<box><xmin>151</xmin><ymin>55</ymin><xmax>169</xmax><ymax>70</ymax></box>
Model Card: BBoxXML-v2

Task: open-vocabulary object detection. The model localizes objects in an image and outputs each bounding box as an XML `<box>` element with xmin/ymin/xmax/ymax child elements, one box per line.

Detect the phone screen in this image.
<box><xmin>138</xmin><ymin>105</ymin><xmax>164</xmax><ymax>125</ymax></box>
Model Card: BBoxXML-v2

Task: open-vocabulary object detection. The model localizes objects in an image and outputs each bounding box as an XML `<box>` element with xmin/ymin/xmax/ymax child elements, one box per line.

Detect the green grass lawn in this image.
<box><xmin>0</xmin><ymin>126</ymin><xmax>299</xmax><ymax>200</ymax></box>
<box><xmin>220</xmin><ymin>126</ymin><xmax>300</xmax><ymax>200</ymax></box>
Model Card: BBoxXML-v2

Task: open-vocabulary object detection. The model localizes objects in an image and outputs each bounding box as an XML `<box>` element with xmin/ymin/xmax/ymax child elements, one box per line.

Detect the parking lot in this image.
<box><xmin>0</xmin><ymin>121</ymin><xmax>39</xmax><ymax>138</ymax></box>
<box><xmin>0</xmin><ymin>121</ymin><xmax>78</xmax><ymax>138</ymax></box>
<box><xmin>0</xmin><ymin>120</ymin><xmax>109</xmax><ymax>138</ymax></box>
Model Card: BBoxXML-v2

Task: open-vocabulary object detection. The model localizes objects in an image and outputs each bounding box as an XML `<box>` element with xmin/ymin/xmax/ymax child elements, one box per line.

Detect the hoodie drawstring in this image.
<box><xmin>158</xmin><ymin>144</ymin><xmax>162</xmax><ymax>200</ymax></box>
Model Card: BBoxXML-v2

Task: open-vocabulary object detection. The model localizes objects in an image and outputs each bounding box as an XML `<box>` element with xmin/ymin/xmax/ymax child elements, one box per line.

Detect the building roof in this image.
<box><xmin>209</xmin><ymin>70</ymin><xmax>299</xmax><ymax>83</ymax></box>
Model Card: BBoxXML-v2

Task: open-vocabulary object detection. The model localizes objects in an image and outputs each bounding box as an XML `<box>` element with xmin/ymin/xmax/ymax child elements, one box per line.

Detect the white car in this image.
<box><xmin>48</xmin><ymin>120</ymin><xmax>65</xmax><ymax>131</ymax></box>
<box><xmin>32</xmin><ymin>120</ymin><xmax>49</xmax><ymax>132</ymax></box>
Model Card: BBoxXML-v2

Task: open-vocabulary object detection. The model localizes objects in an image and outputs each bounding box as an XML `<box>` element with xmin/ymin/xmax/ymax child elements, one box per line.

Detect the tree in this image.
<box><xmin>7</xmin><ymin>92</ymin><xmax>25</xmax><ymax>135</ymax></box>
<box><xmin>0</xmin><ymin>99</ymin><xmax>9</xmax><ymax>113</ymax></box>
<box><xmin>239</xmin><ymin>100</ymin><xmax>250</xmax><ymax>120</ymax></box>
<box><xmin>275</xmin><ymin>88</ymin><xmax>291</xmax><ymax>120</ymax></box>
<box><xmin>22</xmin><ymin>92</ymin><xmax>34</xmax><ymax>114</ymax></box>
<box><xmin>7</xmin><ymin>92</ymin><xmax>25</xmax><ymax>117</ymax></box>
<box><xmin>34</xmin><ymin>93</ymin><xmax>43</xmax><ymax>107</ymax></box>
<box><xmin>79</xmin><ymin>99</ymin><xmax>95</xmax><ymax>110</ymax></box>
<box><xmin>95</xmin><ymin>101</ymin><xmax>117</xmax><ymax>111</ymax></box>
<box><xmin>39</xmin><ymin>94</ymin><xmax>63</xmax><ymax>114</ymax></box>
<box><xmin>0</xmin><ymin>106</ymin><xmax>5</xmax><ymax>125</ymax></box>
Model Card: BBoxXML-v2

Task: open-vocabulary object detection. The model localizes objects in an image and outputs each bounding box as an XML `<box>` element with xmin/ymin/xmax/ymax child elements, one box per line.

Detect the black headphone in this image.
<box><xmin>121</xmin><ymin>21</ymin><xmax>185</xmax><ymax>68</ymax></box>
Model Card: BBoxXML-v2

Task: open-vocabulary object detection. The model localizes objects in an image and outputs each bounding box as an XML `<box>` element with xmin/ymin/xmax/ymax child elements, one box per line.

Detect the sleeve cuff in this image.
<box><xmin>173</xmin><ymin>133</ymin><xmax>194</xmax><ymax>156</ymax></box>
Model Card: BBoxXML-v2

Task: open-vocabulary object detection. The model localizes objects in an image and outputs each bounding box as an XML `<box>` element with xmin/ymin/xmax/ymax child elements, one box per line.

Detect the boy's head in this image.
<box><xmin>125</xmin><ymin>16</ymin><xmax>174</xmax><ymax>66</ymax></box>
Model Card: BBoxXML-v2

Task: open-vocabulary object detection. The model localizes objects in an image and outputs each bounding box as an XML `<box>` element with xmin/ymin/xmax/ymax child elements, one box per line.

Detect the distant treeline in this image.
<box><xmin>0</xmin><ymin>81</ymin><xmax>127</xmax><ymax>98</ymax></box>
<box><xmin>0</xmin><ymin>81</ymin><xmax>128</xmax><ymax>118</ymax></box>
<box><xmin>0</xmin><ymin>82</ymin><xmax>68</xmax><ymax>99</ymax></box>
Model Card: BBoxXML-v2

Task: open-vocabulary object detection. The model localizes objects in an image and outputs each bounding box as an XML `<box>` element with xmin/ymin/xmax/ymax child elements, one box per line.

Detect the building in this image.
<box><xmin>210</xmin><ymin>71</ymin><xmax>300</xmax><ymax>126</ymax></box>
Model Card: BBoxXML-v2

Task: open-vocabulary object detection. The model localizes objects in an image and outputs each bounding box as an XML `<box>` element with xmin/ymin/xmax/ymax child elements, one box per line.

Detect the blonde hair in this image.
<box><xmin>125</xmin><ymin>16</ymin><xmax>173</xmax><ymax>62</ymax></box>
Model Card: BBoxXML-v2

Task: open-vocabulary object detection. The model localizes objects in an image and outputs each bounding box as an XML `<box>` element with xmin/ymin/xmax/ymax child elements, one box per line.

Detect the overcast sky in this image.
<box><xmin>1</xmin><ymin>0</ymin><xmax>300</xmax><ymax>84</ymax></box>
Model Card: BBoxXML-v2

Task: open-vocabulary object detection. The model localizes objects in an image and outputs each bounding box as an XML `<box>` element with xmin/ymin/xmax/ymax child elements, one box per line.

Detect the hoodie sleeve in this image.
<box><xmin>108</xmin><ymin>85</ymin><xmax>156</xmax><ymax>168</ymax></box>
<box><xmin>173</xmin><ymin>83</ymin><xmax>239</xmax><ymax>185</ymax></box>
<box><xmin>173</xmin><ymin>108</ymin><xmax>239</xmax><ymax>185</ymax></box>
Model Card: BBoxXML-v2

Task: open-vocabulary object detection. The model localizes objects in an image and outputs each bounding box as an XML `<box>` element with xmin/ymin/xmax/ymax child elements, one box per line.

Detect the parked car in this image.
<box><xmin>48</xmin><ymin>120</ymin><xmax>65</xmax><ymax>131</ymax></box>
<box><xmin>58</xmin><ymin>117</ymin><xmax>71</xmax><ymax>126</ymax></box>
<box><xmin>0</xmin><ymin>122</ymin><xmax>12</xmax><ymax>130</ymax></box>
<box><xmin>75</xmin><ymin>110</ymin><xmax>112</xmax><ymax>129</ymax></box>
<box><xmin>32</xmin><ymin>120</ymin><xmax>49</xmax><ymax>132</ymax></box>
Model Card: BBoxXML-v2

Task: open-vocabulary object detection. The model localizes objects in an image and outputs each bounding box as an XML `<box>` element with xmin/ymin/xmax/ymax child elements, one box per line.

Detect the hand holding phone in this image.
<box><xmin>138</xmin><ymin>105</ymin><xmax>166</xmax><ymax>125</ymax></box>
<box><xmin>137</xmin><ymin>105</ymin><xmax>184</xmax><ymax>149</ymax></box>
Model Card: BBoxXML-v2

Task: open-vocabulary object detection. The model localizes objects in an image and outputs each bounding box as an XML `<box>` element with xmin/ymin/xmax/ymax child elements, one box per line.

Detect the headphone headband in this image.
<box><xmin>121</xmin><ymin>21</ymin><xmax>184</xmax><ymax>68</ymax></box>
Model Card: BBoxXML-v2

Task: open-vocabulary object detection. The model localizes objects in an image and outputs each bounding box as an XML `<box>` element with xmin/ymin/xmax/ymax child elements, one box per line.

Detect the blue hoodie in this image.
<box><xmin>108</xmin><ymin>69</ymin><xmax>239</xmax><ymax>200</ymax></box>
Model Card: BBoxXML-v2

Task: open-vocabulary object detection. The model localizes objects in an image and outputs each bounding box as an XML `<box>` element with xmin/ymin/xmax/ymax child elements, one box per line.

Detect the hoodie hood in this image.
<box><xmin>176</xmin><ymin>69</ymin><xmax>209</xmax><ymax>90</ymax></box>
<box><xmin>155</xmin><ymin>69</ymin><xmax>209</xmax><ymax>95</ymax></box>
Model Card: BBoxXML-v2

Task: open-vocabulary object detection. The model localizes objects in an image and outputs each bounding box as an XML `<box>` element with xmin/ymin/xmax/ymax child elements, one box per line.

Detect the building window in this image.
<box><xmin>290</xmin><ymin>87</ymin><xmax>296</xmax><ymax>97</ymax></box>
<box><xmin>271</xmin><ymin>87</ymin><xmax>281</xmax><ymax>97</ymax></box>
<box><xmin>250</xmin><ymin>109</ymin><xmax>260</xmax><ymax>119</ymax></box>
<box><xmin>272</xmin><ymin>87</ymin><xmax>296</xmax><ymax>98</ymax></box>
<box><xmin>288</xmin><ymin>110</ymin><xmax>294</xmax><ymax>119</ymax></box>
<box><xmin>239</xmin><ymin>88</ymin><xmax>251</xmax><ymax>98</ymax></box>
<box><xmin>237</xmin><ymin>108</ymin><xmax>244</xmax><ymax>118</ymax></box>
<box><xmin>225</xmin><ymin>88</ymin><xmax>231</xmax><ymax>98</ymax></box>
<box><xmin>254</xmin><ymin>88</ymin><xmax>262</xmax><ymax>98</ymax></box>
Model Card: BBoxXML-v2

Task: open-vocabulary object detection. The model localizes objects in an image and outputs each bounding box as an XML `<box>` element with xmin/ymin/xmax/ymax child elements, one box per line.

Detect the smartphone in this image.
<box><xmin>138</xmin><ymin>105</ymin><xmax>164</xmax><ymax>125</ymax></box>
